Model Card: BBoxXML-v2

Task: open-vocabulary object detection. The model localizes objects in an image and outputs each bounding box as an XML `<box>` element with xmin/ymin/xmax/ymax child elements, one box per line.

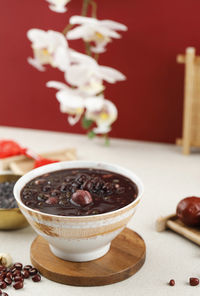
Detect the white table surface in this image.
<box><xmin>0</xmin><ymin>126</ymin><xmax>200</xmax><ymax>296</ymax></box>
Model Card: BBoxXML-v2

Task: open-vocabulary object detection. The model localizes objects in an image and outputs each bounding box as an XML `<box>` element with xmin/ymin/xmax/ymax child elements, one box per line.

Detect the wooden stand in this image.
<box><xmin>30</xmin><ymin>228</ymin><xmax>146</xmax><ymax>286</ymax></box>
<box><xmin>156</xmin><ymin>214</ymin><xmax>200</xmax><ymax>246</ymax></box>
<box><xmin>176</xmin><ymin>47</ymin><xmax>200</xmax><ymax>154</ymax></box>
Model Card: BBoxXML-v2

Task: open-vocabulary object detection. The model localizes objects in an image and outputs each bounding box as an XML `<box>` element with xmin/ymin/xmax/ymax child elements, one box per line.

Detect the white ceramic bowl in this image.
<box><xmin>14</xmin><ymin>161</ymin><xmax>144</xmax><ymax>262</ymax></box>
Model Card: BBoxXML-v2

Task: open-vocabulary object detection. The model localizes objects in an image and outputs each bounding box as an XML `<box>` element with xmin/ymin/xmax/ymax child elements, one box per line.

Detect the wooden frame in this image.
<box><xmin>176</xmin><ymin>47</ymin><xmax>200</xmax><ymax>154</ymax></box>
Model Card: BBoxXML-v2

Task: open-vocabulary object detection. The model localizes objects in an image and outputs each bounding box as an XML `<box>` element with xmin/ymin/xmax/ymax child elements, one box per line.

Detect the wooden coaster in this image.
<box><xmin>30</xmin><ymin>228</ymin><xmax>146</xmax><ymax>286</ymax></box>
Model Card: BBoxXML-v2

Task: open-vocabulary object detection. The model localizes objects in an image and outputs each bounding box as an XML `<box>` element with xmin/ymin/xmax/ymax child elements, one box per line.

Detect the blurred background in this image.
<box><xmin>0</xmin><ymin>0</ymin><xmax>199</xmax><ymax>143</ymax></box>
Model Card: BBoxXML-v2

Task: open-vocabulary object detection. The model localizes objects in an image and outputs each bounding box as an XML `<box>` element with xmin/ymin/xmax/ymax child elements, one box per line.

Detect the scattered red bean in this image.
<box><xmin>0</xmin><ymin>261</ymin><xmax>41</xmax><ymax>294</ymax></box>
<box><xmin>189</xmin><ymin>277</ymin><xmax>199</xmax><ymax>286</ymax></box>
<box><xmin>0</xmin><ymin>282</ymin><xmax>6</xmax><ymax>290</ymax></box>
<box><xmin>14</xmin><ymin>263</ymin><xmax>23</xmax><ymax>270</ymax></box>
<box><xmin>0</xmin><ymin>273</ymin><xmax>6</xmax><ymax>280</ymax></box>
<box><xmin>29</xmin><ymin>268</ymin><xmax>38</xmax><ymax>276</ymax></box>
<box><xmin>10</xmin><ymin>267</ymin><xmax>15</xmax><ymax>274</ymax></box>
<box><xmin>23</xmin><ymin>265</ymin><xmax>32</xmax><ymax>271</ymax></box>
<box><xmin>14</xmin><ymin>276</ymin><xmax>24</xmax><ymax>282</ymax></box>
<box><xmin>13</xmin><ymin>281</ymin><xmax>23</xmax><ymax>290</ymax></box>
<box><xmin>169</xmin><ymin>279</ymin><xmax>175</xmax><ymax>286</ymax></box>
<box><xmin>4</xmin><ymin>278</ymin><xmax>12</xmax><ymax>286</ymax></box>
<box><xmin>32</xmin><ymin>274</ymin><xmax>41</xmax><ymax>282</ymax></box>
<box><xmin>13</xmin><ymin>270</ymin><xmax>21</xmax><ymax>277</ymax></box>
<box><xmin>5</xmin><ymin>272</ymin><xmax>12</xmax><ymax>279</ymax></box>
<box><xmin>22</xmin><ymin>270</ymin><xmax>29</xmax><ymax>279</ymax></box>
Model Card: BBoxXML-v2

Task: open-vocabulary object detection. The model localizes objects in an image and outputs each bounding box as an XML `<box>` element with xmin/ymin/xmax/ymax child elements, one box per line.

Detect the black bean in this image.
<box><xmin>51</xmin><ymin>190</ymin><xmax>60</xmax><ymax>197</ymax></box>
<box><xmin>42</xmin><ymin>185</ymin><xmax>51</xmax><ymax>192</ymax></box>
<box><xmin>0</xmin><ymin>181</ymin><xmax>18</xmax><ymax>209</ymax></box>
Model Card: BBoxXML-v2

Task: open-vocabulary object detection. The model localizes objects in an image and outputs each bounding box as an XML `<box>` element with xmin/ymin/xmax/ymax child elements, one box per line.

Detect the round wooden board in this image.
<box><xmin>30</xmin><ymin>228</ymin><xmax>146</xmax><ymax>286</ymax></box>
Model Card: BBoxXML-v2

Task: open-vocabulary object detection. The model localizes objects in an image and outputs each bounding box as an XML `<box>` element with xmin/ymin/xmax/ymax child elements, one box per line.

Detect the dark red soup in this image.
<box><xmin>21</xmin><ymin>168</ymin><xmax>138</xmax><ymax>216</ymax></box>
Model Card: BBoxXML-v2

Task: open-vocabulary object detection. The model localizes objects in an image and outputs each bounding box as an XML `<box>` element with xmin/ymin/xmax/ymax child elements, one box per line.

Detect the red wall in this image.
<box><xmin>0</xmin><ymin>0</ymin><xmax>200</xmax><ymax>142</ymax></box>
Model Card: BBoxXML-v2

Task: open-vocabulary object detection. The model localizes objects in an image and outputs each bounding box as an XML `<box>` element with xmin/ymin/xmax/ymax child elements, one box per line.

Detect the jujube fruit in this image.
<box><xmin>176</xmin><ymin>196</ymin><xmax>200</xmax><ymax>226</ymax></box>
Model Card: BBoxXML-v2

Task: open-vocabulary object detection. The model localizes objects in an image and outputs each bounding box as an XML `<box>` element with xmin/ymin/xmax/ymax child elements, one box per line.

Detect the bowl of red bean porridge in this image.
<box><xmin>14</xmin><ymin>161</ymin><xmax>143</xmax><ymax>262</ymax></box>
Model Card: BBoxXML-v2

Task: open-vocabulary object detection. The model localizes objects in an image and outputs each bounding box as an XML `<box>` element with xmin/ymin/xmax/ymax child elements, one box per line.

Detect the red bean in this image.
<box><xmin>45</xmin><ymin>197</ymin><xmax>58</xmax><ymax>205</ymax></box>
<box><xmin>13</xmin><ymin>281</ymin><xmax>23</xmax><ymax>290</ymax></box>
<box><xmin>14</xmin><ymin>263</ymin><xmax>23</xmax><ymax>270</ymax></box>
<box><xmin>2</xmin><ymin>292</ymin><xmax>8</xmax><ymax>296</ymax></box>
<box><xmin>189</xmin><ymin>277</ymin><xmax>199</xmax><ymax>286</ymax></box>
<box><xmin>5</xmin><ymin>272</ymin><xmax>12</xmax><ymax>279</ymax></box>
<box><xmin>0</xmin><ymin>282</ymin><xmax>6</xmax><ymax>290</ymax></box>
<box><xmin>34</xmin><ymin>179</ymin><xmax>46</xmax><ymax>185</ymax></box>
<box><xmin>0</xmin><ymin>273</ymin><xmax>6</xmax><ymax>280</ymax></box>
<box><xmin>0</xmin><ymin>289</ymin><xmax>2</xmax><ymax>295</ymax></box>
<box><xmin>14</xmin><ymin>276</ymin><xmax>24</xmax><ymax>282</ymax></box>
<box><xmin>29</xmin><ymin>268</ymin><xmax>38</xmax><ymax>276</ymax></box>
<box><xmin>4</xmin><ymin>277</ymin><xmax>12</xmax><ymax>285</ymax></box>
<box><xmin>23</xmin><ymin>265</ymin><xmax>32</xmax><ymax>271</ymax></box>
<box><xmin>12</xmin><ymin>270</ymin><xmax>21</xmax><ymax>277</ymax></box>
<box><xmin>32</xmin><ymin>274</ymin><xmax>41</xmax><ymax>282</ymax></box>
<box><xmin>22</xmin><ymin>270</ymin><xmax>29</xmax><ymax>279</ymax></box>
<box><xmin>169</xmin><ymin>279</ymin><xmax>175</xmax><ymax>286</ymax></box>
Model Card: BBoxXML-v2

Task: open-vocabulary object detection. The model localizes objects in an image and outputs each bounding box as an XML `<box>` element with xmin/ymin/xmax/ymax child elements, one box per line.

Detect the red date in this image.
<box><xmin>176</xmin><ymin>196</ymin><xmax>200</xmax><ymax>226</ymax></box>
<box><xmin>71</xmin><ymin>190</ymin><xmax>93</xmax><ymax>207</ymax></box>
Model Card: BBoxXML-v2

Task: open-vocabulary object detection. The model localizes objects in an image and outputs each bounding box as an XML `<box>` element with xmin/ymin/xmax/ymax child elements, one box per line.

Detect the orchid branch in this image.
<box><xmin>82</xmin><ymin>0</ymin><xmax>91</xmax><ymax>16</ymax></box>
<box><xmin>62</xmin><ymin>23</ymin><xmax>74</xmax><ymax>35</ymax></box>
<box><xmin>94</xmin><ymin>53</ymin><xmax>99</xmax><ymax>61</ymax></box>
<box><xmin>90</xmin><ymin>0</ymin><xmax>97</xmax><ymax>18</ymax></box>
<box><xmin>85</xmin><ymin>42</ymin><xmax>92</xmax><ymax>56</ymax></box>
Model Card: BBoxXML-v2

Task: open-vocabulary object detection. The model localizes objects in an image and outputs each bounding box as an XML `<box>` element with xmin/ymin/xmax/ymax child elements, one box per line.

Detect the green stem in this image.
<box><xmin>104</xmin><ymin>134</ymin><xmax>110</xmax><ymax>146</ymax></box>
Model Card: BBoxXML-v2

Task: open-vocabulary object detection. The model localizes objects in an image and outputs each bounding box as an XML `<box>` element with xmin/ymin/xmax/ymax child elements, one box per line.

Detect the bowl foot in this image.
<box><xmin>49</xmin><ymin>243</ymin><xmax>111</xmax><ymax>262</ymax></box>
<box><xmin>30</xmin><ymin>228</ymin><xmax>146</xmax><ymax>286</ymax></box>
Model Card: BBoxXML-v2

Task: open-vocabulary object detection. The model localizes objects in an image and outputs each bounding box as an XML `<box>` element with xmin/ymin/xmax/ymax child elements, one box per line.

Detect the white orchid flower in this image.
<box><xmin>67</xmin><ymin>16</ymin><xmax>127</xmax><ymax>53</ymax></box>
<box><xmin>85</xmin><ymin>96</ymin><xmax>118</xmax><ymax>134</ymax></box>
<box><xmin>46</xmin><ymin>81</ymin><xmax>84</xmax><ymax>125</ymax></box>
<box><xmin>27</xmin><ymin>29</ymin><xmax>69</xmax><ymax>71</ymax></box>
<box><xmin>46</xmin><ymin>0</ymin><xmax>70</xmax><ymax>13</ymax></box>
<box><xmin>65</xmin><ymin>50</ymin><xmax>126</xmax><ymax>95</ymax></box>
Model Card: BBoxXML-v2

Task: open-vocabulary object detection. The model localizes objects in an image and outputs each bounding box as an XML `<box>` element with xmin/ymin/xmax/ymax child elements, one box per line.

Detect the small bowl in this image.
<box><xmin>0</xmin><ymin>174</ymin><xmax>29</xmax><ymax>230</ymax></box>
<box><xmin>14</xmin><ymin>161</ymin><xmax>144</xmax><ymax>262</ymax></box>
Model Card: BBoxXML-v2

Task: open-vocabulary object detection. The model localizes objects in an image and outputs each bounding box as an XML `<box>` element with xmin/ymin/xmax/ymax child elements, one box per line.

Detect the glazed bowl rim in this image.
<box><xmin>14</xmin><ymin>160</ymin><xmax>144</xmax><ymax>219</ymax></box>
